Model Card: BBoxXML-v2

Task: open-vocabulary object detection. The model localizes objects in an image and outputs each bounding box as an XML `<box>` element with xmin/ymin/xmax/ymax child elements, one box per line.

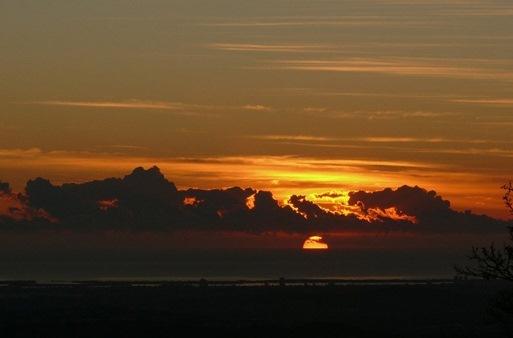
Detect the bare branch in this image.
<box><xmin>502</xmin><ymin>181</ymin><xmax>513</xmax><ymax>216</ymax></box>
<box><xmin>457</xmin><ymin>182</ymin><xmax>513</xmax><ymax>281</ymax></box>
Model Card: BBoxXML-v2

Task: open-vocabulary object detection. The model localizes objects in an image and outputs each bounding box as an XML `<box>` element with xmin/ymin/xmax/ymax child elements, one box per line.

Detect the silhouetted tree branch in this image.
<box><xmin>503</xmin><ymin>181</ymin><xmax>513</xmax><ymax>217</ymax></box>
<box><xmin>456</xmin><ymin>182</ymin><xmax>513</xmax><ymax>281</ymax></box>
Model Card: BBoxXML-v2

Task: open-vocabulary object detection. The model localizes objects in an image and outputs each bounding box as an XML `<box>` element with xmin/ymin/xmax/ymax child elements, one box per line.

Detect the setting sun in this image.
<box><xmin>302</xmin><ymin>236</ymin><xmax>329</xmax><ymax>250</ymax></box>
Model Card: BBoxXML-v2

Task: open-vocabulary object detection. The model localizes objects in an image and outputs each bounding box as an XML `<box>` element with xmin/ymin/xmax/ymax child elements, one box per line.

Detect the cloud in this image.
<box><xmin>242</xmin><ymin>104</ymin><xmax>272</xmax><ymax>112</ymax></box>
<box><xmin>252</xmin><ymin>134</ymin><xmax>494</xmax><ymax>146</ymax></box>
<box><xmin>0</xmin><ymin>148</ymin><xmax>43</xmax><ymax>158</ymax></box>
<box><xmin>0</xmin><ymin>181</ymin><xmax>55</xmax><ymax>225</ymax></box>
<box><xmin>24</xmin><ymin>166</ymin><xmax>181</xmax><ymax>230</ymax></box>
<box><xmin>315</xmin><ymin>192</ymin><xmax>345</xmax><ymax>199</ymax></box>
<box><xmin>413</xmin><ymin>147</ymin><xmax>513</xmax><ymax>158</ymax></box>
<box><xmin>0</xmin><ymin>181</ymin><xmax>11</xmax><ymax>194</ymax></box>
<box><xmin>348</xmin><ymin>186</ymin><xmax>451</xmax><ymax>218</ymax></box>
<box><xmin>437</xmin><ymin>6</ymin><xmax>513</xmax><ymax>17</ymax></box>
<box><xmin>252</xmin><ymin>134</ymin><xmax>336</xmax><ymax>142</ymax></box>
<box><xmin>26</xmin><ymin>100</ymin><xmax>275</xmax><ymax>115</ymax></box>
<box><xmin>0</xmin><ymin>167</ymin><xmax>509</xmax><ymax>235</ymax></box>
<box><xmin>271</xmin><ymin>58</ymin><xmax>513</xmax><ymax>81</ymax></box>
<box><xmin>199</xmin><ymin>16</ymin><xmax>435</xmax><ymax>28</ymax></box>
<box><xmin>0</xmin><ymin>149</ymin><xmax>509</xmax><ymax>220</ymax></box>
<box><xmin>208</xmin><ymin>43</ymin><xmax>330</xmax><ymax>53</ymax></box>
<box><xmin>32</xmin><ymin>100</ymin><xmax>188</xmax><ymax>110</ymax></box>
<box><xmin>451</xmin><ymin>98</ymin><xmax>513</xmax><ymax>106</ymax></box>
<box><xmin>347</xmin><ymin>186</ymin><xmax>507</xmax><ymax>233</ymax></box>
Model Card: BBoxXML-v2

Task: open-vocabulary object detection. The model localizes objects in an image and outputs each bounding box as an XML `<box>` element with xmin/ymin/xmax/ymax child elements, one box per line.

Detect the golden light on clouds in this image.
<box><xmin>0</xmin><ymin>148</ymin><xmax>509</xmax><ymax>218</ymax></box>
<box><xmin>245</xmin><ymin>194</ymin><xmax>256</xmax><ymax>209</ymax></box>
<box><xmin>303</xmin><ymin>236</ymin><xmax>329</xmax><ymax>250</ymax></box>
<box><xmin>2</xmin><ymin>0</ymin><xmax>513</xmax><ymax>226</ymax></box>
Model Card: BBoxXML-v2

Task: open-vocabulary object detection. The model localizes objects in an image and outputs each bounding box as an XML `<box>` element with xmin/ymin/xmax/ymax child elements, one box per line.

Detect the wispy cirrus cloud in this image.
<box><xmin>368</xmin><ymin>0</ymin><xmax>511</xmax><ymax>12</ymax></box>
<box><xmin>369</xmin><ymin>0</ymin><xmax>483</xmax><ymax>3</ymax></box>
<box><xmin>361</xmin><ymin>137</ymin><xmax>448</xmax><ymax>143</ymax></box>
<box><xmin>25</xmin><ymin>100</ymin><xmax>274</xmax><ymax>115</ymax></box>
<box><xmin>208</xmin><ymin>43</ymin><xmax>330</xmax><ymax>53</ymax></box>
<box><xmin>436</xmin><ymin>4</ymin><xmax>513</xmax><ymax>17</ymax></box>
<box><xmin>270</xmin><ymin>58</ymin><xmax>513</xmax><ymax>81</ymax></box>
<box><xmin>251</xmin><ymin>135</ymin><xmax>337</xmax><ymax>142</ymax></box>
<box><xmin>362</xmin><ymin>111</ymin><xmax>457</xmax><ymax>119</ymax></box>
<box><xmin>242</xmin><ymin>104</ymin><xmax>273</xmax><ymax>112</ymax></box>
<box><xmin>299</xmin><ymin>108</ymin><xmax>459</xmax><ymax>120</ymax></box>
<box><xmin>33</xmin><ymin>100</ymin><xmax>188</xmax><ymax>110</ymax></box>
<box><xmin>107</xmin><ymin>145</ymin><xmax>149</xmax><ymax>151</ymax></box>
<box><xmin>415</xmin><ymin>147</ymin><xmax>513</xmax><ymax>158</ymax></box>
<box><xmin>199</xmin><ymin>16</ymin><xmax>433</xmax><ymax>28</ymax></box>
<box><xmin>271</xmin><ymin>140</ymin><xmax>513</xmax><ymax>159</ymax></box>
<box><xmin>267</xmin><ymin>88</ymin><xmax>496</xmax><ymax>105</ymax></box>
<box><xmin>451</xmin><ymin>98</ymin><xmax>513</xmax><ymax>106</ymax></box>
<box><xmin>252</xmin><ymin>134</ymin><xmax>493</xmax><ymax>145</ymax></box>
<box><xmin>0</xmin><ymin>148</ymin><xmax>439</xmax><ymax>191</ymax></box>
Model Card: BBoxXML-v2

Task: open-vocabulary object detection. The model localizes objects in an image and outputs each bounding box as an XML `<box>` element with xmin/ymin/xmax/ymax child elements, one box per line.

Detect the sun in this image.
<box><xmin>302</xmin><ymin>235</ymin><xmax>329</xmax><ymax>250</ymax></box>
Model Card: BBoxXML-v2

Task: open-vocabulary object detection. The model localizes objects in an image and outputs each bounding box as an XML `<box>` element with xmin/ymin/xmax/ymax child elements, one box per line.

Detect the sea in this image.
<box><xmin>0</xmin><ymin>249</ymin><xmax>468</xmax><ymax>282</ymax></box>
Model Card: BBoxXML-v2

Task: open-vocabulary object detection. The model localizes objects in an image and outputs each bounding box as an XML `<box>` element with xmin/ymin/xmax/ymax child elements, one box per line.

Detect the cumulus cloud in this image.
<box><xmin>0</xmin><ymin>181</ymin><xmax>11</xmax><ymax>194</ymax></box>
<box><xmin>0</xmin><ymin>181</ymin><xmax>55</xmax><ymax>226</ymax></box>
<box><xmin>348</xmin><ymin>186</ymin><xmax>507</xmax><ymax>233</ymax></box>
<box><xmin>0</xmin><ymin>167</ymin><xmax>510</xmax><ymax>234</ymax></box>
<box><xmin>315</xmin><ymin>192</ymin><xmax>345</xmax><ymax>199</ymax></box>
<box><xmin>242</xmin><ymin>104</ymin><xmax>272</xmax><ymax>112</ymax></box>
<box><xmin>348</xmin><ymin>186</ymin><xmax>451</xmax><ymax>218</ymax></box>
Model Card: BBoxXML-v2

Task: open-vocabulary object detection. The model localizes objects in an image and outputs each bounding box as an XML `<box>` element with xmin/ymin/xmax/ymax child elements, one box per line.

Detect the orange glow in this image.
<box><xmin>245</xmin><ymin>194</ymin><xmax>256</xmax><ymax>209</ymax></box>
<box><xmin>302</xmin><ymin>235</ymin><xmax>329</xmax><ymax>250</ymax></box>
<box><xmin>97</xmin><ymin>198</ymin><xmax>119</xmax><ymax>211</ymax></box>
<box><xmin>358</xmin><ymin>207</ymin><xmax>418</xmax><ymax>223</ymax></box>
<box><xmin>183</xmin><ymin>197</ymin><xmax>199</xmax><ymax>206</ymax></box>
<box><xmin>0</xmin><ymin>192</ymin><xmax>57</xmax><ymax>222</ymax></box>
<box><xmin>0</xmin><ymin>150</ymin><xmax>507</xmax><ymax>218</ymax></box>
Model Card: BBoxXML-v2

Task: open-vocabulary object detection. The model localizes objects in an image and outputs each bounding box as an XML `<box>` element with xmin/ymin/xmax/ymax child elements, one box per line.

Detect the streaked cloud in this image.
<box><xmin>200</xmin><ymin>16</ymin><xmax>432</xmax><ymax>28</ymax></box>
<box><xmin>208</xmin><ymin>43</ymin><xmax>330</xmax><ymax>53</ymax></box>
<box><xmin>251</xmin><ymin>135</ymin><xmax>337</xmax><ymax>142</ymax></box>
<box><xmin>26</xmin><ymin>100</ymin><xmax>275</xmax><ymax>115</ymax></box>
<box><xmin>437</xmin><ymin>5</ymin><xmax>513</xmax><ymax>17</ymax></box>
<box><xmin>0</xmin><ymin>149</ymin><xmax>439</xmax><ymax>191</ymax></box>
<box><xmin>302</xmin><ymin>91</ymin><xmax>459</xmax><ymax>99</ymax></box>
<box><xmin>362</xmin><ymin>137</ymin><xmax>447</xmax><ymax>143</ymax></box>
<box><xmin>271</xmin><ymin>58</ymin><xmax>513</xmax><ymax>81</ymax></box>
<box><xmin>300</xmin><ymin>108</ymin><xmax>459</xmax><ymax>120</ymax></box>
<box><xmin>415</xmin><ymin>147</ymin><xmax>513</xmax><ymax>158</ymax></box>
<box><xmin>107</xmin><ymin>145</ymin><xmax>149</xmax><ymax>151</ymax></box>
<box><xmin>242</xmin><ymin>104</ymin><xmax>273</xmax><ymax>112</ymax></box>
<box><xmin>33</xmin><ymin>100</ymin><xmax>188</xmax><ymax>110</ymax></box>
<box><xmin>252</xmin><ymin>134</ymin><xmax>495</xmax><ymax>145</ymax></box>
<box><xmin>451</xmin><ymin>98</ymin><xmax>513</xmax><ymax>106</ymax></box>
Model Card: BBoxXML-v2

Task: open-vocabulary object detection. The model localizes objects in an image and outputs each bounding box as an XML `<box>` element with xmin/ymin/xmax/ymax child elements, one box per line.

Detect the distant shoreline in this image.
<box><xmin>0</xmin><ymin>277</ymin><xmax>496</xmax><ymax>288</ymax></box>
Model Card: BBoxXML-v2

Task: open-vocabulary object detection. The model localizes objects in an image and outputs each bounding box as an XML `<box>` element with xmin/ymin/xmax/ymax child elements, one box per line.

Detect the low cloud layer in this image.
<box><xmin>0</xmin><ymin>167</ymin><xmax>509</xmax><ymax>234</ymax></box>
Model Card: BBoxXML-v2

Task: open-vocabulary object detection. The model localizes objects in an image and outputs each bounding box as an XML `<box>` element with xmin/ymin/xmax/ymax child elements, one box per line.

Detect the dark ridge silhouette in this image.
<box><xmin>0</xmin><ymin>280</ymin><xmax>509</xmax><ymax>338</ymax></box>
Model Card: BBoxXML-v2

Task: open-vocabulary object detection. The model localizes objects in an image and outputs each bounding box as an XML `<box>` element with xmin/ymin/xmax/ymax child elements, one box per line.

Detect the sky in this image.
<box><xmin>1</xmin><ymin>0</ymin><xmax>513</xmax><ymax>248</ymax></box>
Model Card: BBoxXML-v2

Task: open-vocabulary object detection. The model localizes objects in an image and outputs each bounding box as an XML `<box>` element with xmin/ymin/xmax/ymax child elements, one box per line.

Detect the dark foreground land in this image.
<box><xmin>1</xmin><ymin>280</ymin><xmax>512</xmax><ymax>338</ymax></box>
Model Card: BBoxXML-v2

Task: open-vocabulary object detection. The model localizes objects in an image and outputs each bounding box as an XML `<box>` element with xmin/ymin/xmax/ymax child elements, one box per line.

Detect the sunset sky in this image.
<box><xmin>1</xmin><ymin>0</ymin><xmax>513</xmax><ymax>226</ymax></box>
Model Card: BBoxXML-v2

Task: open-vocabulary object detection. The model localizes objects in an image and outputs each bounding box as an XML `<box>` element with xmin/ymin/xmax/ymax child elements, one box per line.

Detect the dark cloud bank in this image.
<box><xmin>0</xmin><ymin>166</ymin><xmax>510</xmax><ymax>234</ymax></box>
